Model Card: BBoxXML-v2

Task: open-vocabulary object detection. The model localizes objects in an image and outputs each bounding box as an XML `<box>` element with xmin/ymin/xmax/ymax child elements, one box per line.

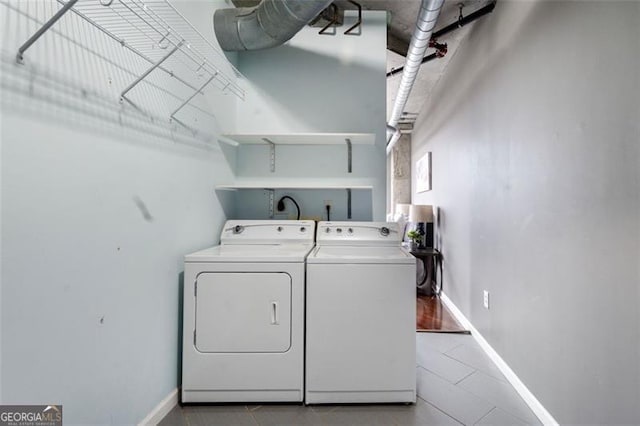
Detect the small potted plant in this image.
<box><xmin>406</xmin><ymin>230</ymin><xmax>423</xmax><ymax>251</ymax></box>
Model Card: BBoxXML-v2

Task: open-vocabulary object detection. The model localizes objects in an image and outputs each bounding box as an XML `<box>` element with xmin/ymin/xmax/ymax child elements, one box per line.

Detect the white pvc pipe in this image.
<box><xmin>386</xmin><ymin>0</ymin><xmax>444</xmax><ymax>155</ymax></box>
<box><xmin>388</xmin><ymin>0</ymin><xmax>444</xmax><ymax>127</ymax></box>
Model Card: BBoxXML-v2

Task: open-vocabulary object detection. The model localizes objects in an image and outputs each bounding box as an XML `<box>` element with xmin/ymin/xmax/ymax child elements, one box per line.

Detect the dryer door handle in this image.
<box><xmin>271</xmin><ymin>301</ymin><xmax>279</xmax><ymax>325</ymax></box>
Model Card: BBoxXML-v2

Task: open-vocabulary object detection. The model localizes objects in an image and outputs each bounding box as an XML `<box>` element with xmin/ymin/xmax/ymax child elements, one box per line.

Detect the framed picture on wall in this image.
<box><xmin>416</xmin><ymin>151</ymin><xmax>432</xmax><ymax>193</ymax></box>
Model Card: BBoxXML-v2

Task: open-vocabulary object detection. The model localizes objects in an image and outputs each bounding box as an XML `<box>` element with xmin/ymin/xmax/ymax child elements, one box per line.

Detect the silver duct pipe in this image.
<box><xmin>214</xmin><ymin>0</ymin><xmax>334</xmax><ymax>51</ymax></box>
<box><xmin>386</xmin><ymin>0</ymin><xmax>444</xmax><ymax>151</ymax></box>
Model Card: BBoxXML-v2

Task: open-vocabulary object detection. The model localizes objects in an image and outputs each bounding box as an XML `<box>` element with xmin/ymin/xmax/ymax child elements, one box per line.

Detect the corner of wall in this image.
<box><xmin>137</xmin><ymin>388</ymin><xmax>178</xmax><ymax>426</ymax></box>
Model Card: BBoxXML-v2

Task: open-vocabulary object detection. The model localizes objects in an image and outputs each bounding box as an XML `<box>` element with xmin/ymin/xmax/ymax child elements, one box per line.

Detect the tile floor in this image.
<box><xmin>159</xmin><ymin>333</ymin><xmax>540</xmax><ymax>425</ymax></box>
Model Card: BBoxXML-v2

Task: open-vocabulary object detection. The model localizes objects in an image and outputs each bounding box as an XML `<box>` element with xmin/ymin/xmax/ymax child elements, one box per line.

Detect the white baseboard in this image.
<box><xmin>138</xmin><ymin>388</ymin><xmax>178</xmax><ymax>426</ymax></box>
<box><xmin>440</xmin><ymin>292</ymin><xmax>559</xmax><ymax>426</ymax></box>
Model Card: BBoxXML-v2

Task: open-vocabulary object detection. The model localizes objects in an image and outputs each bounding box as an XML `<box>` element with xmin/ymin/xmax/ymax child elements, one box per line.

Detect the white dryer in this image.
<box><xmin>181</xmin><ymin>220</ymin><xmax>315</xmax><ymax>403</ymax></box>
<box><xmin>305</xmin><ymin>221</ymin><xmax>417</xmax><ymax>404</ymax></box>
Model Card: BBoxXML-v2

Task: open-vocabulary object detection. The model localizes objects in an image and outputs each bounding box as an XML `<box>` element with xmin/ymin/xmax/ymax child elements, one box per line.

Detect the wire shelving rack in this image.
<box><xmin>15</xmin><ymin>0</ymin><xmax>245</xmax><ymax>133</ymax></box>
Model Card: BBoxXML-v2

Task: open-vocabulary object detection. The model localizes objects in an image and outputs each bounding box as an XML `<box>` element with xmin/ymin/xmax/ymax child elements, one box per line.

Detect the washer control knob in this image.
<box><xmin>300</xmin><ymin>226</ymin><xmax>306</xmax><ymax>232</ymax></box>
<box><xmin>233</xmin><ymin>225</ymin><xmax>244</xmax><ymax>234</ymax></box>
<box><xmin>325</xmin><ymin>227</ymin><xmax>331</xmax><ymax>233</ymax></box>
<box><xmin>348</xmin><ymin>228</ymin><xmax>353</xmax><ymax>234</ymax></box>
<box><xmin>277</xmin><ymin>226</ymin><xmax>283</xmax><ymax>232</ymax></box>
<box><xmin>380</xmin><ymin>226</ymin><xmax>390</xmax><ymax>236</ymax></box>
<box><xmin>337</xmin><ymin>228</ymin><xmax>342</xmax><ymax>233</ymax></box>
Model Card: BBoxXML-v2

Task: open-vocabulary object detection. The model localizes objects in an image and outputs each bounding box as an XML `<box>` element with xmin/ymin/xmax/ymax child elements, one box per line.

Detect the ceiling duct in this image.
<box><xmin>214</xmin><ymin>0</ymin><xmax>334</xmax><ymax>51</ymax></box>
<box><xmin>386</xmin><ymin>0</ymin><xmax>444</xmax><ymax>151</ymax></box>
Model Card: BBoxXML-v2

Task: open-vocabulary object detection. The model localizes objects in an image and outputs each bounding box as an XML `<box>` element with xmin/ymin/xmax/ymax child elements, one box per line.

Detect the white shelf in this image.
<box><xmin>217</xmin><ymin>179</ymin><xmax>373</xmax><ymax>220</ymax></box>
<box><xmin>221</xmin><ymin>133</ymin><xmax>375</xmax><ymax>146</ymax></box>
<box><xmin>215</xmin><ymin>179</ymin><xmax>374</xmax><ymax>191</ymax></box>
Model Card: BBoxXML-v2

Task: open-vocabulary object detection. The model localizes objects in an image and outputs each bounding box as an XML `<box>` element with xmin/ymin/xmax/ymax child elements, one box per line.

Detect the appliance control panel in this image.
<box><xmin>221</xmin><ymin>220</ymin><xmax>316</xmax><ymax>245</ymax></box>
<box><xmin>317</xmin><ymin>221</ymin><xmax>401</xmax><ymax>246</ymax></box>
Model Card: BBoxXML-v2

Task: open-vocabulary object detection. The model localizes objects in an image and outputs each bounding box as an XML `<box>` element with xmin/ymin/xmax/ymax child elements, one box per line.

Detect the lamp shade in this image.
<box><xmin>409</xmin><ymin>204</ymin><xmax>433</xmax><ymax>223</ymax></box>
<box><xmin>395</xmin><ymin>203</ymin><xmax>410</xmax><ymax>216</ymax></box>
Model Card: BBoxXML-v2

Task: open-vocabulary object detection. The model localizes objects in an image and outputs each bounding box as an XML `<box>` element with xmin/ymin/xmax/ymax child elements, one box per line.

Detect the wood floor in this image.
<box><xmin>416</xmin><ymin>294</ymin><xmax>468</xmax><ymax>333</ymax></box>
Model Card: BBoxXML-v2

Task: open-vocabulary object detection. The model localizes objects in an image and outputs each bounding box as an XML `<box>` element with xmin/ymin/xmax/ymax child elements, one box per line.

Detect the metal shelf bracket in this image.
<box><xmin>16</xmin><ymin>0</ymin><xmax>79</xmax><ymax>64</ymax></box>
<box><xmin>120</xmin><ymin>41</ymin><xmax>183</xmax><ymax>107</ymax></box>
<box><xmin>346</xmin><ymin>138</ymin><xmax>353</xmax><ymax>173</ymax></box>
<box><xmin>170</xmin><ymin>74</ymin><xmax>216</xmax><ymax>131</ymax></box>
<box><xmin>268</xmin><ymin>189</ymin><xmax>275</xmax><ymax>218</ymax></box>
<box><xmin>263</xmin><ymin>138</ymin><xmax>276</xmax><ymax>173</ymax></box>
<box><xmin>319</xmin><ymin>3</ymin><xmax>339</xmax><ymax>35</ymax></box>
<box><xmin>344</xmin><ymin>0</ymin><xmax>362</xmax><ymax>35</ymax></box>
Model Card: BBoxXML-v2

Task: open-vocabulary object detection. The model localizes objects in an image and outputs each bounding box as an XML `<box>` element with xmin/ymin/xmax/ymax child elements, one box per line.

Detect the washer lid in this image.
<box><xmin>185</xmin><ymin>243</ymin><xmax>315</xmax><ymax>263</ymax></box>
<box><xmin>307</xmin><ymin>245</ymin><xmax>415</xmax><ymax>264</ymax></box>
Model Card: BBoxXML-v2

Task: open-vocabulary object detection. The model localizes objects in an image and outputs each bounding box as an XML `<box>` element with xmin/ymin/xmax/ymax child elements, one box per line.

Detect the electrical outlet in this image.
<box><xmin>324</xmin><ymin>199</ymin><xmax>332</xmax><ymax>207</ymax></box>
<box><xmin>483</xmin><ymin>290</ymin><xmax>490</xmax><ymax>310</ymax></box>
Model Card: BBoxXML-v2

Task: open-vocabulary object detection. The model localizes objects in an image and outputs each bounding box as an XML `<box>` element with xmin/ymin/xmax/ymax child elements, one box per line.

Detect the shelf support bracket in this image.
<box><xmin>319</xmin><ymin>3</ymin><xmax>339</xmax><ymax>35</ymax></box>
<box><xmin>120</xmin><ymin>41</ymin><xmax>183</xmax><ymax>106</ymax></box>
<box><xmin>346</xmin><ymin>138</ymin><xmax>353</xmax><ymax>173</ymax></box>
<box><xmin>262</xmin><ymin>138</ymin><xmax>276</xmax><ymax>173</ymax></box>
<box><xmin>346</xmin><ymin>188</ymin><xmax>352</xmax><ymax>219</ymax></box>
<box><xmin>344</xmin><ymin>0</ymin><xmax>362</xmax><ymax>35</ymax></box>
<box><xmin>16</xmin><ymin>0</ymin><xmax>79</xmax><ymax>63</ymax></box>
<box><xmin>170</xmin><ymin>74</ymin><xmax>216</xmax><ymax>126</ymax></box>
<box><xmin>268</xmin><ymin>189</ymin><xmax>275</xmax><ymax>218</ymax></box>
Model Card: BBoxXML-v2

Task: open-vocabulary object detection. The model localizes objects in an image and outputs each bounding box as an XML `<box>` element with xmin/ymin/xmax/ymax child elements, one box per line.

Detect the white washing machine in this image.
<box><xmin>305</xmin><ymin>221</ymin><xmax>417</xmax><ymax>404</ymax></box>
<box><xmin>181</xmin><ymin>220</ymin><xmax>315</xmax><ymax>403</ymax></box>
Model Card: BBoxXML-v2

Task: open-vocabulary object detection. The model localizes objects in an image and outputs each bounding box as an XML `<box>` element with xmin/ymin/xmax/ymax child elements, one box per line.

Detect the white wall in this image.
<box><xmin>234</xmin><ymin>189</ymin><xmax>372</xmax><ymax>221</ymax></box>
<box><xmin>412</xmin><ymin>1</ymin><xmax>640</xmax><ymax>423</ymax></box>
<box><xmin>233</xmin><ymin>11</ymin><xmax>387</xmax><ymax>220</ymax></box>
<box><xmin>0</xmin><ymin>1</ymin><xmax>236</xmax><ymax>423</ymax></box>
<box><xmin>235</xmin><ymin>11</ymin><xmax>386</xmax><ymax>135</ymax></box>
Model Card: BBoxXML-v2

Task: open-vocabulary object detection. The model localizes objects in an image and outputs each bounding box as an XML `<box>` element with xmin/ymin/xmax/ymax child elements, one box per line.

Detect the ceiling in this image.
<box><xmin>336</xmin><ymin>0</ymin><xmax>492</xmax><ymax>126</ymax></box>
<box><xmin>386</xmin><ymin>1</ymin><xmax>487</xmax><ymax>125</ymax></box>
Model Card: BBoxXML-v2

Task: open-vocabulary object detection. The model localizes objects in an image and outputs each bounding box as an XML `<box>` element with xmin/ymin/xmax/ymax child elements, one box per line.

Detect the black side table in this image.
<box><xmin>409</xmin><ymin>248</ymin><xmax>442</xmax><ymax>296</ymax></box>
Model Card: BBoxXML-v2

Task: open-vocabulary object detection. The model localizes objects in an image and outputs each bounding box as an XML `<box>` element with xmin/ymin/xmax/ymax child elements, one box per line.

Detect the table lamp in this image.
<box><xmin>394</xmin><ymin>203</ymin><xmax>411</xmax><ymax>243</ymax></box>
<box><xmin>395</xmin><ymin>203</ymin><xmax>411</xmax><ymax>220</ymax></box>
<box><xmin>409</xmin><ymin>204</ymin><xmax>434</xmax><ymax>249</ymax></box>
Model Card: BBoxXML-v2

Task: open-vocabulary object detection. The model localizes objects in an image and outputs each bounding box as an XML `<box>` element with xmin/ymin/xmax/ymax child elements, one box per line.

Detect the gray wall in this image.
<box><xmin>412</xmin><ymin>1</ymin><xmax>640</xmax><ymax>423</ymax></box>
<box><xmin>0</xmin><ymin>1</ymin><xmax>236</xmax><ymax>423</ymax></box>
